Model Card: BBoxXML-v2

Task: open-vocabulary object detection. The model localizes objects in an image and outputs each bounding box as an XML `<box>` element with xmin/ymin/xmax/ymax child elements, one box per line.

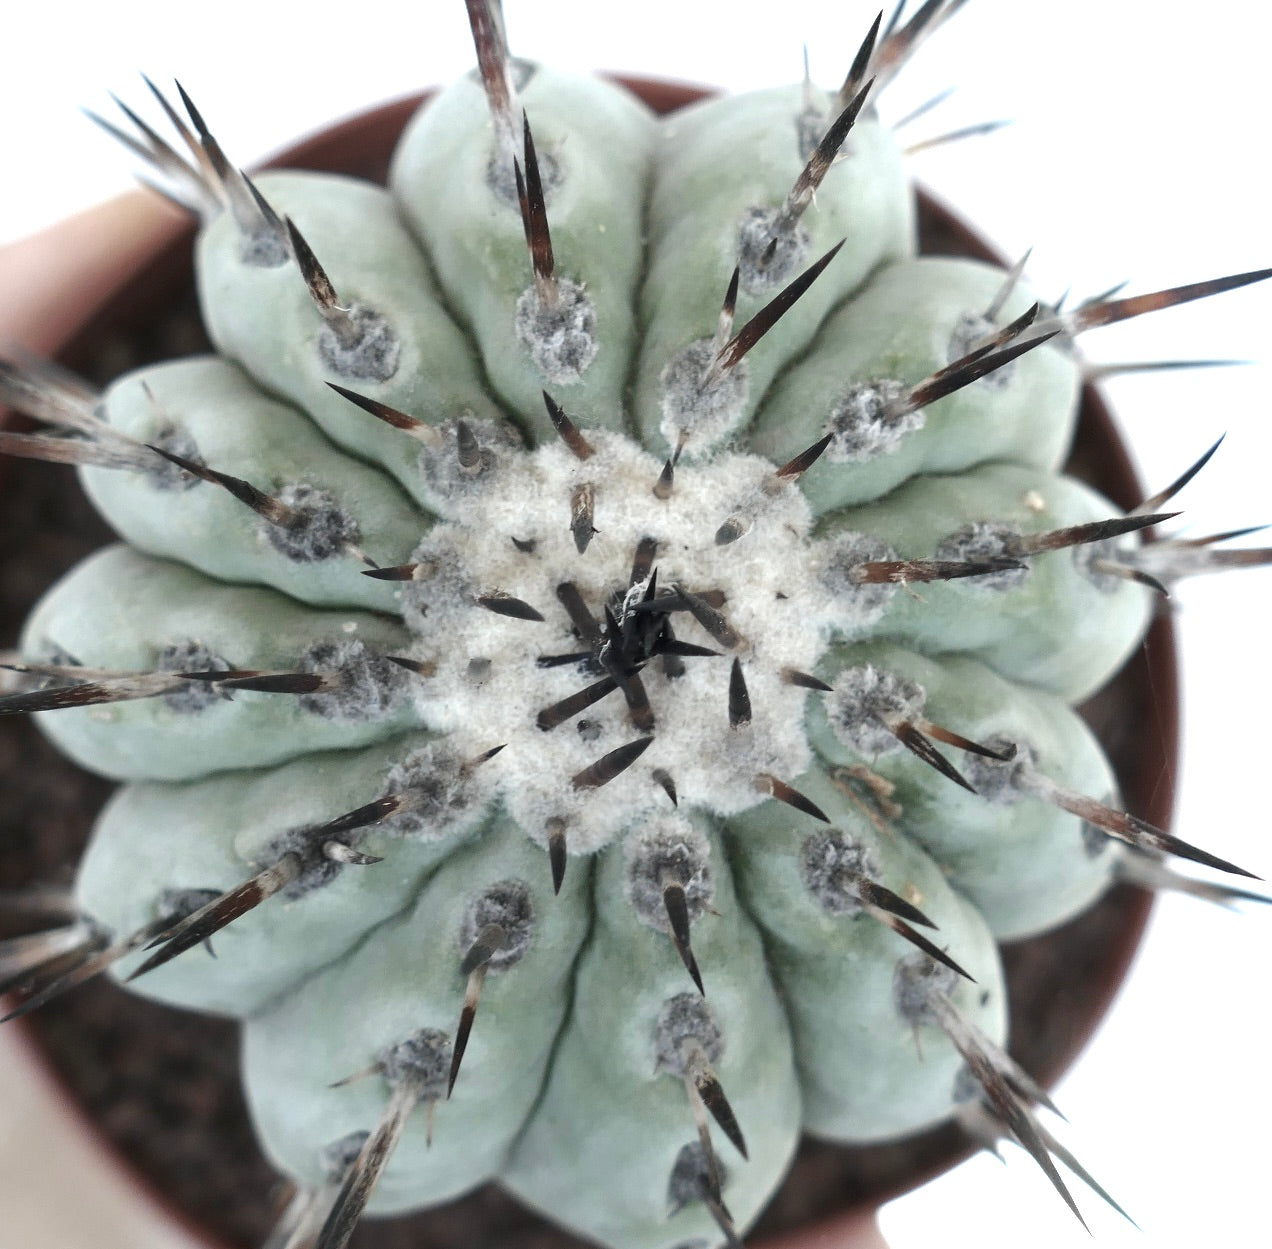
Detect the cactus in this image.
<box><xmin>0</xmin><ymin>3</ymin><xmax>1269</xmax><ymax>1248</ymax></box>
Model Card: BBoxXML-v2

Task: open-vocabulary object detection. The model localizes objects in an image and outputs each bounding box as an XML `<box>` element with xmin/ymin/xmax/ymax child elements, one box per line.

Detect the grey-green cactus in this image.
<box><xmin>1</xmin><ymin>4</ymin><xmax>1269</xmax><ymax>1248</ymax></box>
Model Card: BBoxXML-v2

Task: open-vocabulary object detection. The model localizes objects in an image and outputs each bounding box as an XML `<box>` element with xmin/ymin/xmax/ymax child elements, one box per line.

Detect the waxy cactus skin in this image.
<box><xmin>1</xmin><ymin>5</ymin><xmax>1268</xmax><ymax>1249</ymax></box>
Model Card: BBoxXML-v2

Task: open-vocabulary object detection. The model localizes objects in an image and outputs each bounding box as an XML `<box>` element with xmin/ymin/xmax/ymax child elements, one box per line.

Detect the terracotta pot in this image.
<box><xmin>0</xmin><ymin>81</ymin><xmax>1174</xmax><ymax>1249</ymax></box>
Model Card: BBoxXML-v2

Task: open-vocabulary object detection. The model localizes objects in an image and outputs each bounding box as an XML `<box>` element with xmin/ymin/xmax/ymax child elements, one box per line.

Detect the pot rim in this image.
<box><xmin>0</xmin><ymin>77</ymin><xmax>1175</xmax><ymax>1249</ymax></box>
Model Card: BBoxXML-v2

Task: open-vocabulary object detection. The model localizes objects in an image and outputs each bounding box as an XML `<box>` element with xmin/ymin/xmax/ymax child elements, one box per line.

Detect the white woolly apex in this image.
<box><xmin>392</xmin><ymin>430</ymin><xmax>846</xmax><ymax>855</ymax></box>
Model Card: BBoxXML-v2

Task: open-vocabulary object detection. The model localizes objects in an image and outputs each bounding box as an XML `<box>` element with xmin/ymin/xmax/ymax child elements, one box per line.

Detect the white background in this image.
<box><xmin>0</xmin><ymin>3</ymin><xmax>1268</xmax><ymax>1248</ymax></box>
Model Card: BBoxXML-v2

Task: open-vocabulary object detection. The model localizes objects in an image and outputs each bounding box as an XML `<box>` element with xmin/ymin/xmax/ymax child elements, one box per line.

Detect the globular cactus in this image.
<box><xmin>1</xmin><ymin>4</ymin><xmax>1269</xmax><ymax>1248</ymax></box>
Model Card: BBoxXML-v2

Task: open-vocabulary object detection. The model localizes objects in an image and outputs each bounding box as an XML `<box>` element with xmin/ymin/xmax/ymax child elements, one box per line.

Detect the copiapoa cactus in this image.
<box><xmin>1</xmin><ymin>3</ymin><xmax>1269</xmax><ymax>1248</ymax></box>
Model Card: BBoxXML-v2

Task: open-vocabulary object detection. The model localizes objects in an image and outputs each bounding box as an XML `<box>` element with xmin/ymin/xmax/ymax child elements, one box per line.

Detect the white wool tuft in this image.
<box><xmin>393</xmin><ymin>431</ymin><xmax>849</xmax><ymax>855</ymax></box>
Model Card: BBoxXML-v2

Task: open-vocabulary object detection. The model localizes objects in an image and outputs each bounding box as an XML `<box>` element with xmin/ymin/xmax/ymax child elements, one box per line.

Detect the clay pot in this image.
<box><xmin>0</xmin><ymin>81</ymin><xmax>1173</xmax><ymax>1249</ymax></box>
